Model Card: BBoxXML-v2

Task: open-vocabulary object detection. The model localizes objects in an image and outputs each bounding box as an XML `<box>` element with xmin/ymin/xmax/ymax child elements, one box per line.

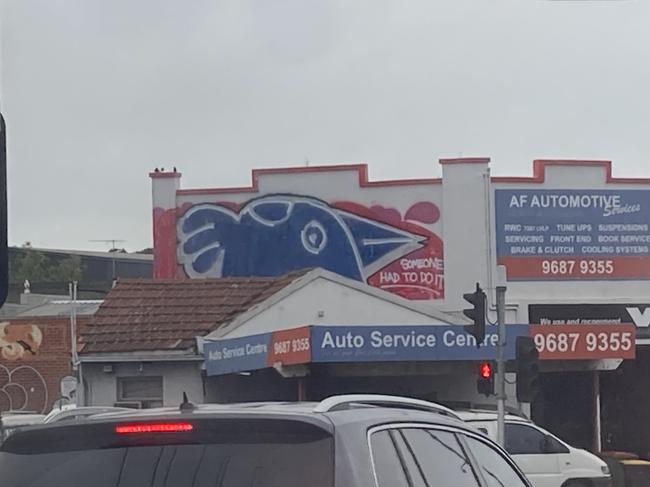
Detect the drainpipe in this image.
<box><xmin>593</xmin><ymin>370</ymin><xmax>602</xmax><ymax>452</ymax></box>
<box><xmin>69</xmin><ymin>281</ymin><xmax>83</xmax><ymax>405</ymax></box>
<box><xmin>483</xmin><ymin>169</ymin><xmax>496</xmax><ymax>307</ymax></box>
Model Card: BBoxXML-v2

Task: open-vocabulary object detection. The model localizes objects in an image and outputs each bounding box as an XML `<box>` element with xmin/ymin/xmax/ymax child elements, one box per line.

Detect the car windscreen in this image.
<box><xmin>0</xmin><ymin>417</ymin><xmax>334</xmax><ymax>487</ymax></box>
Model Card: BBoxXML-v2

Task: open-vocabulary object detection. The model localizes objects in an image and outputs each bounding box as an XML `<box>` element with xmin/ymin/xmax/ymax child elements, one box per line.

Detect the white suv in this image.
<box><xmin>457</xmin><ymin>410</ymin><xmax>611</xmax><ymax>487</ymax></box>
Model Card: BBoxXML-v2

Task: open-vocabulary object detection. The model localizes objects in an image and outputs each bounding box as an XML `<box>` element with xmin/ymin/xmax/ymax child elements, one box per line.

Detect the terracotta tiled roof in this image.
<box><xmin>80</xmin><ymin>271</ymin><xmax>309</xmax><ymax>354</ymax></box>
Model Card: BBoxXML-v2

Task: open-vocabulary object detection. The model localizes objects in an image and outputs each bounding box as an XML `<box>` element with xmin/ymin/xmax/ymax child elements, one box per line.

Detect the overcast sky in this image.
<box><xmin>1</xmin><ymin>0</ymin><xmax>649</xmax><ymax>251</ymax></box>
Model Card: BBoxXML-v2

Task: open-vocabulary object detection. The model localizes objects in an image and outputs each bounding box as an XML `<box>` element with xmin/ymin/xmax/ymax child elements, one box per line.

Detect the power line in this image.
<box><xmin>89</xmin><ymin>239</ymin><xmax>126</xmax><ymax>250</ymax></box>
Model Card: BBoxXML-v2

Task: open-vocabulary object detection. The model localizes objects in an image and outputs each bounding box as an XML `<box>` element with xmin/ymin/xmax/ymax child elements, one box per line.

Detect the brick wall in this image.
<box><xmin>0</xmin><ymin>316</ymin><xmax>89</xmax><ymax>414</ymax></box>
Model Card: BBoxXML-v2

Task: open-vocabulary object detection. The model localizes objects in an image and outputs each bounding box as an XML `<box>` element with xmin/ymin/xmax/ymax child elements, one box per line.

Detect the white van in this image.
<box><xmin>457</xmin><ymin>410</ymin><xmax>611</xmax><ymax>487</ymax></box>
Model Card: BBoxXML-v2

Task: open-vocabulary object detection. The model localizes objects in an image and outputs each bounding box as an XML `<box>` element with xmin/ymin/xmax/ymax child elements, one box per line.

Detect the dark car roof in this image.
<box><xmin>42</xmin><ymin>399</ymin><xmax>471</xmax><ymax>434</ymax></box>
<box><xmin>1</xmin><ymin>396</ymin><xmax>478</xmax><ymax>448</ymax></box>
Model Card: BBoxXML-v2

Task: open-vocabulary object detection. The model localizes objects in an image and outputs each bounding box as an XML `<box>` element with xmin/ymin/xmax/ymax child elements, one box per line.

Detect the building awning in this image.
<box><xmin>202</xmin><ymin>324</ymin><xmax>530</xmax><ymax>376</ymax></box>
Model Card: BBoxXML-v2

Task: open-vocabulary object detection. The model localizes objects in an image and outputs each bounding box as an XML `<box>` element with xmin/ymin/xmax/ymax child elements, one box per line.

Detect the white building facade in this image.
<box><xmin>151</xmin><ymin>159</ymin><xmax>650</xmax><ymax>455</ymax></box>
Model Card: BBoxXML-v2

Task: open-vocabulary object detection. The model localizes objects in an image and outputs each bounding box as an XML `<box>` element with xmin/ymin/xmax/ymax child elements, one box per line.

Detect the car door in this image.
<box><xmin>398</xmin><ymin>428</ymin><xmax>482</xmax><ymax>487</ymax></box>
<box><xmin>369</xmin><ymin>424</ymin><xmax>531</xmax><ymax>487</ymax></box>
<box><xmin>461</xmin><ymin>433</ymin><xmax>531</xmax><ymax>487</ymax></box>
<box><xmin>504</xmin><ymin>422</ymin><xmax>561</xmax><ymax>487</ymax></box>
<box><xmin>368</xmin><ymin>429</ymin><xmax>411</xmax><ymax>487</ymax></box>
<box><xmin>369</xmin><ymin>427</ymin><xmax>481</xmax><ymax>487</ymax></box>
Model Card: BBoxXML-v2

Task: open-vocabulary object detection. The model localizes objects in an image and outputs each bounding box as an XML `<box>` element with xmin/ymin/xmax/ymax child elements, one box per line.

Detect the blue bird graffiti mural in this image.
<box><xmin>177</xmin><ymin>195</ymin><xmax>426</xmax><ymax>281</ymax></box>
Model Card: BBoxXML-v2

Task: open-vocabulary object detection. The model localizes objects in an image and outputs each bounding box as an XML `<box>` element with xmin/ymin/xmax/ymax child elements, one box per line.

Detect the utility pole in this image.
<box><xmin>0</xmin><ymin>113</ymin><xmax>7</xmax><ymax>308</ymax></box>
<box><xmin>69</xmin><ymin>281</ymin><xmax>82</xmax><ymax>406</ymax></box>
<box><xmin>463</xmin><ymin>266</ymin><xmax>507</xmax><ymax>446</ymax></box>
<box><xmin>496</xmin><ymin>265</ymin><xmax>507</xmax><ymax>447</ymax></box>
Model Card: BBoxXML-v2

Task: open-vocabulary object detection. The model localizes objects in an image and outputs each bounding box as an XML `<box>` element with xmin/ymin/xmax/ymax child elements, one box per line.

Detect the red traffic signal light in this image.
<box><xmin>477</xmin><ymin>361</ymin><xmax>495</xmax><ymax>396</ymax></box>
<box><xmin>480</xmin><ymin>362</ymin><xmax>492</xmax><ymax>379</ymax></box>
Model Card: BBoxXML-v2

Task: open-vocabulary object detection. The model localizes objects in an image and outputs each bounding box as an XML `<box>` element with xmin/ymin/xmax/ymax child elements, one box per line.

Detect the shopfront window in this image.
<box><xmin>116</xmin><ymin>376</ymin><xmax>163</xmax><ymax>408</ymax></box>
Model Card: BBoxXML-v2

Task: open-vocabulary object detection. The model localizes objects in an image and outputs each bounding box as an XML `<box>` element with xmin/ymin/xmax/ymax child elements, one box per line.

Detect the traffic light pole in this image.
<box><xmin>0</xmin><ymin>113</ymin><xmax>7</xmax><ymax>308</ymax></box>
<box><xmin>496</xmin><ymin>279</ymin><xmax>507</xmax><ymax>447</ymax></box>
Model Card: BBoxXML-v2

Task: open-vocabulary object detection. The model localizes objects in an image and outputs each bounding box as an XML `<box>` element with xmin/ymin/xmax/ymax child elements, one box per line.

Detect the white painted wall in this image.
<box><xmin>151</xmin><ymin>173</ymin><xmax>181</xmax><ymax>210</ymax></box>
<box><xmin>441</xmin><ymin>161</ymin><xmax>493</xmax><ymax>312</ymax></box>
<box><xmin>216</xmin><ymin>277</ymin><xmax>454</xmax><ymax>339</ymax></box>
<box><xmin>82</xmin><ymin>361</ymin><xmax>204</xmax><ymax>407</ymax></box>
<box><xmin>176</xmin><ymin>167</ymin><xmax>443</xmax><ymax>241</ymax></box>
<box><xmin>168</xmin><ymin>165</ymin><xmax>447</xmax><ymax>304</ymax></box>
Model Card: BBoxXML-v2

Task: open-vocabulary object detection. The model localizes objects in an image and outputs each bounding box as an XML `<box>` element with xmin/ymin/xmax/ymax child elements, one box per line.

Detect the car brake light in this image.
<box><xmin>115</xmin><ymin>422</ymin><xmax>194</xmax><ymax>434</ymax></box>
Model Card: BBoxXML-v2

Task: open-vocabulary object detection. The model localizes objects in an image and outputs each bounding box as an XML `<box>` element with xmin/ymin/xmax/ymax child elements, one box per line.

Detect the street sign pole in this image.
<box><xmin>496</xmin><ymin>265</ymin><xmax>507</xmax><ymax>447</ymax></box>
<box><xmin>0</xmin><ymin>113</ymin><xmax>7</xmax><ymax>308</ymax></box>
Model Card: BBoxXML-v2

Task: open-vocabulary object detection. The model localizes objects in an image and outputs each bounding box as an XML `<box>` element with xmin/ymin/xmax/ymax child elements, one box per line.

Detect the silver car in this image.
<box><xmin>43</xmin><ymin>406</ymin><xmax>132</xmax><ymax>424</ymax></box>
<box><xmin>0</xmin><ymin>395</ymin><xmax>532</xmax><ymax>487</ymax></box>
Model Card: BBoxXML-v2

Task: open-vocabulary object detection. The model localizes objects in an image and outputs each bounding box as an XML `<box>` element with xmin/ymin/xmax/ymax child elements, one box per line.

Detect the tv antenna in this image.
<box><xmin>90</xmin><ymin>239</ymin><xmax>126</xmax><ymax>251</ymax></box>
<box><xmin>89</xmin><ymin>239</ymin><xmax>127</xmax><ymax>280</ymax></box>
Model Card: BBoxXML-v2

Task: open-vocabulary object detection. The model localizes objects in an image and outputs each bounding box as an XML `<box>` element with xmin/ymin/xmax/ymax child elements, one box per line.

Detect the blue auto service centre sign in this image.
<box><xmin>204</xmin><ymin>324</ymin><xmax>530</xmax><ymax>376</ymax></box>
<box><xmin>204</xmin><ymin>332</ymin><xmax>272</xmax><ymax>376</ymax></box>
<box><xmin>310</xmin><ymin>325</ymin><xmax>528</xmax><ymax>363</ymax></box>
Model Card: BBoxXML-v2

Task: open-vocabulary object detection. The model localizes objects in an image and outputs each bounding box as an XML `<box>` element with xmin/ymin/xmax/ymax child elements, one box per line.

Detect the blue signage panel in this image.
<box><xmin>204</xmin><ymin>332</ymin><xmax>271</xmax><ymax>376</ymax></box>
<box><xmin>495</xmin><ymin>189</ymin><xmax>650</xmax><ymax>280</ymax></box>
<box><xmin>310</xmin><ymin>325</ymin><xmax>529</xmax><ymax>362</ymax></box>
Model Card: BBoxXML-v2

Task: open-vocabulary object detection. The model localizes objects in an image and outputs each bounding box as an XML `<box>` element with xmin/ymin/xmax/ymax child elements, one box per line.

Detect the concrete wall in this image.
<box><xmin>0</xmin><ymin>316</ymin><xmax>86</xmax><ymax>414</ymax></box>
<box><xmin>440</xmin><ymin>160</ymin><xmax>493</xmax><ymax>312</ymax></box>
<box><xmin>150</xmin><ymin>172</ymin><xmax>181</xmax><ymax>279</ymax></box>
<box><xmin>218</xmin><ymin>276</ymin><xmax>456</xmax><ymax>339</ymax></box>
<box><xmin>82</xmin><ymin>361</ymin><xmax>204</xmax><ymax>407</ymax></box>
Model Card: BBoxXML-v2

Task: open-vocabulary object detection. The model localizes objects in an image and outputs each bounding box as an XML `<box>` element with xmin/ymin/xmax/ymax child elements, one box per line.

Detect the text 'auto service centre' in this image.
<box><xmin>204</xmin><ymin>325</ymin><xmax>531</xmax><ymax>376</ymax></box>
<box><xmin>150</xmin><ymin>157</ymin><xmax>650</xmax><ymax>454</ymax></box>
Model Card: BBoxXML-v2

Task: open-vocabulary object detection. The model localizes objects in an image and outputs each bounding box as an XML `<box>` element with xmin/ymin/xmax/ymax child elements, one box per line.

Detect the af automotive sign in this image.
<box><xmin>204</xmin><ymin>324</ymin><xmax>530</xmax><ymax>376</ymax></box>
<box><xmin>529</xmin><ymin>303</ymin><xmax>650</xmax><ymax>328</ymax></box>
<box><xmin>495</xmin><ymin>189</ymin><xmax>650</xmax><ymax>280</ymax></box>
<box><xmin>530</xmin><ymin>303</ymin><xmax>650</xmax><ymax>340</ymax></box>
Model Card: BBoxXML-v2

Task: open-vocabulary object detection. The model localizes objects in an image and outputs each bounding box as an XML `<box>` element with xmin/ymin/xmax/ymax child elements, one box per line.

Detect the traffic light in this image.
<box><xmin>463</xmin><ymin>283</ymin><xmax>486</xmax><ymax>347</ymax></box>
<box><xmin>516</xmin><ymin>336</ymin><xmax>540</xmax><ymax>403</ymax></box>
<box><xmin>0</xmin><ymin>113</ymin><xmax>6</xmax><ymax>308</ymax></box>
<box><xmin>477</xmin><ymin>361</ymin><xmax>494</xmax><ymax>396</ymax></box>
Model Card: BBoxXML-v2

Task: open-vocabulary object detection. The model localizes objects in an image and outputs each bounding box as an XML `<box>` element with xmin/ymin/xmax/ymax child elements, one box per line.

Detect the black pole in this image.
<box><xmin>0</xmin><ymin>113</ymin><xmax>8</xmax><ymax>307</ymax></box>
